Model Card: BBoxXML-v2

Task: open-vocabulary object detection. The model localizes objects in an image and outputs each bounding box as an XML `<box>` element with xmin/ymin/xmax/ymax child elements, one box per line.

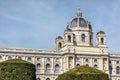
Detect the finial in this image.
<box><xmin>76</xmin><ymin>8</ymin><xmax>82</xmax><ymax>17</ymax></box>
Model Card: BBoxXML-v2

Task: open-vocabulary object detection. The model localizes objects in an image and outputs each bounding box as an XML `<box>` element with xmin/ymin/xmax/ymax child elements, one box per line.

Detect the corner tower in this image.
<box><xmin>96</xmin><ymin>31</ymin><xmax>106</xmax><ymax>47</ymax></box>
<box><xmin>55</xmin><ymin>36</ymin><xmax>64</xmax><ymax>50</ymax></box>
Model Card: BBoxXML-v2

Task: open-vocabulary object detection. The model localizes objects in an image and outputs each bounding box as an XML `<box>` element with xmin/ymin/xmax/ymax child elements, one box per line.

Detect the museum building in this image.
<box><xmin>0</xmin><ymin>9</ymin><xmax>119</xmax><ymax>80</ymax></box>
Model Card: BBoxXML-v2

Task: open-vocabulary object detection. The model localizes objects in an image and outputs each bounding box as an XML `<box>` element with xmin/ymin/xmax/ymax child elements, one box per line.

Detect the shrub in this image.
<box><xmin>0</xmin><ymin>59</ymin><xmax>36</xmax><ymax>80</ymax></box>
<box><xmin>57</xmin><ymin>66</ymin><xmax>109</xmax><ymax>80</ymax></box>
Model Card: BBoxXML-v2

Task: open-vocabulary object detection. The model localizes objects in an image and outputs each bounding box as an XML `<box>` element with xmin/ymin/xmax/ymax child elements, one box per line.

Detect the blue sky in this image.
<box><xmin>0</xmin><ymin>0</ymin><xmax>120</xmax><ymax>53</ymax></box>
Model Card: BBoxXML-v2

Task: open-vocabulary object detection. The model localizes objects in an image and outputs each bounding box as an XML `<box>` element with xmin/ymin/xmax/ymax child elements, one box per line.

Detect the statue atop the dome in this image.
<box><xmin>76</xmin><ymin>8</ymin><xmax>82</xmax><ymax>17</ymax></box>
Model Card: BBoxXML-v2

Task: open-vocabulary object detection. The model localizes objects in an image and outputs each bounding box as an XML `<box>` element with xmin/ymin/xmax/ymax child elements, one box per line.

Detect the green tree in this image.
<box><xmin>58</xmin><ymin>66</ymin><xmax>109</xmax><ymax>80</ymax></box>
<box><xmin>0</xmin><ymin>59</ymin><xmax>36</xmax><ymax>80</ymax></box>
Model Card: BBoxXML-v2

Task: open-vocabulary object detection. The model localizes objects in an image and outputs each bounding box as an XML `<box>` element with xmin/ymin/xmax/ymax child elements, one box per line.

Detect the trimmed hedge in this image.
<box><xmin>58</xmin><ymin>66</ymin><xmax>109</xmax><ymax>80</ymax></box>
<box><xmin>0</xmin><ymin>59</ymin><xmax>36</xmax><ymax>80</ymax></box>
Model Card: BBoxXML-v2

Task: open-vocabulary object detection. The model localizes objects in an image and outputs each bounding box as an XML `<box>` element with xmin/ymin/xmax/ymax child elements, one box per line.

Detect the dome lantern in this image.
<box><xmin>76</xmin><ymin>8</ymin><xmax>82</xmax><ymax>17</ymax></box>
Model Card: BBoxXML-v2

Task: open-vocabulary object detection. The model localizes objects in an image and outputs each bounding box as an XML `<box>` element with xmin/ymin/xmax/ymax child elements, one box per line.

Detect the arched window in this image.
<box><xmin>55</xmin><ymin>58</ymin><xmax>60</xmax><ymax>62</ymax></box>
<box><xmin>116</xmin><ymin>61</ymin><xmax>119</xmax><ymax>64</ymax></box>
<box><xmin>76</xmin><ymin>64</ymin><xmax>80</xmax><ymax>66</ymax></box>
<box><xmin>36</xmin><ymin>63</ymin><xmax>41</xmax><ymax>72</ymax></box>
<box><xmin>27</xmin><ymin>57</ymin><xmax>31</xmax><ymax>61</ymax></box>
<box><xmin>109</xmin><ymin>60</ymin><xmax>111</xmax><ymax>64</ymax></box>
<box><xmin>94</xmin><ymin>64</ymin><xmax>98</xmax><ymax>68</ymax></box>
<box><xmin>116</xmin><ymin>66</ymin><xmax>120</xmax><ymax>74</ymax></box>
<box><xmin>81</xmin><ymin>34</ymin><xmax>85</xmax><ymax>42</ymax></box>
<box><xmin>86</xmin><ymin>64</ymin><xmax>89</xmax><ymax>66</ymax></box>
<box><xmin>46</xmin><ymin>58</ymin><xmax>50</xmax><ymax>62</ymax></box>
<box><xmin>101</xmin><ymin>38</ymin><xmax>104</xmax><ymax>44</ymax></box>
<box><xmin>55</xmin><ymin>64</ymin><xmax>60</xmax><ymax>73</ymax></box>
<box><xmin>37</xmin><ymin>78</ymin><xmax>41</xmax><ymax>80</ymax></box>
<box><xmin>58</xmin><ymin>42</ymin><xmax>62</xmax><ymax>48</ymax></box>
<box><xmin>37</xmin><ymin>57</ymin><xmax>41</xmax><ymax>61</ymax></box>
<box><xmin>18</xmin><ymin>56</ymin><xmax>22</xmax><ymax>59</ymax></box>
<box><xmin>8</xmin><ymin>56</ymin><xmax>12</xmax><ymax>59</ymax></box>
<box><xmin>85</xmin><ymin>59</ymin><xmax>89</xmax><ymax>62</ymax></box>
<box><xmin>68</xmin><ymin>35</ymin><xmax>71</xmax><ymax>42</ymax></box>
<box><xmin>109</xmin><ymin>65</ymin><xmax>112</xmax><ymax>74</ymax></box>
<box><xmin>46</xmin><ymin>78</ymin><xmax>50</xmax><ymax>80</ymax></box>
<box><xmin>94</xmin><ymin>59</ymin><xmax>97</xmax><ymax>63</ymax></box>
<box><xmin>46</xmin><ymin>64</ymin><xmax>51</xmax><ymax>73</ymax></box>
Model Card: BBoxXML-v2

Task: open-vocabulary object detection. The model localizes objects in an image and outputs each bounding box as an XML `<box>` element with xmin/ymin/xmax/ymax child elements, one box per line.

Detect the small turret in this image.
<box><xmin>96</xmin><ymin>31</ymin><xmax>106</xmax><ymax>47</ymax></box>
<box><xmin>76</xmin><ymin>8</ymin><xmax>82</xmax><ymax>18</ymax></box>
<box><xmin>55</xmin><ymin>36</ymin><xmax>63</xmax><ymax>50</ymax></box>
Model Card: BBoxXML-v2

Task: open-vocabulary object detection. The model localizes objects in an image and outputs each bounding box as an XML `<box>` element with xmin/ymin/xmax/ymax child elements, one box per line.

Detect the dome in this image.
<box><xmin>97</xmin><ymin>31</ymin><xmax>105</xmax><ymax>35</ymax></box>
<box><xmin>66</xmin><ymin>25</ymin><xmax>72</xmax><ymax>31</ymax></box>
<box><xmin>56</xmin><ymin>36</ymin><xmax>63</xmax><ymax>39</ymax></box>
<box><xmin>68</xmin><ymin>9</ymin><xmax>88</xmax><ymax>28</ymax></box>
<box><xmin>66</xmin><ymin>28</ymin><xmax>72</xmax><ymax>32</ymax></box>
<box><xmin>64</xmin><ymin>25</ymin><xmax>72</xmax><ymax>33</ymax></box>
<box><xmin>70</xmin><ymin>17</ymin><xmax>87</xmax><ymax>28</ymax></box>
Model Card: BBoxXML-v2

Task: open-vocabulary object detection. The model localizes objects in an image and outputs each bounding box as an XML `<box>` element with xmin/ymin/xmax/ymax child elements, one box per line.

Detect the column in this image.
<box><xmin>99</xmin><ymin>57</ymin><xmax>103</xmax><ymax>71</ymax></box>
<box><xmin>61</xmin><ymin>57</ymin><xmax>64</xmax><ymax>73</ymax></box>
<box><xmin>52</xmin><ymin>57</ymin><xmax>54</xmax><ymax>74</ymax></box>
<box><xmin>112</xmin><ymin>60</ymin><xmax>115</xmax><ymax>75</ymax></box>
<box><xmin>66</xmin><ymin>55</ymin><xmax>69</xmax><ymax>71</ymax></box>
<box><xmin>73</xmin><ymin>55</ymin><xmax>75</xmax><ymax>68</ymax></box>
<box><xmin>81</xmin><ymin>57</ymin><xmax>84</xmax><ymax>65</ymax></box>
<box><xmin>43</xmin><ymin>57</ymin><xmax>45</xmax><ymax>74</ymax></box>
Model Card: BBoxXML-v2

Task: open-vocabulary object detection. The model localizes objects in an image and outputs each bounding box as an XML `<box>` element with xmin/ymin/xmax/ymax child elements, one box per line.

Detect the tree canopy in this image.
<box><xmin>57</xmin><ymin>66</ymin><xmax>109</xmax><ymax>80</ymax></box>
<box><xmin>0</xmin><ymin>59</ymin><xmax>36</xmax><ymax>80</ymax></box>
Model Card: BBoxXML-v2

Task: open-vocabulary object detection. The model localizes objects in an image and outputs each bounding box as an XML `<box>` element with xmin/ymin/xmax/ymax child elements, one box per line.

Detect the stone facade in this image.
<box><xmin>0</xmin><ymin>9</ymin><xmax>119</xmax><ymax>80</ymax></box>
